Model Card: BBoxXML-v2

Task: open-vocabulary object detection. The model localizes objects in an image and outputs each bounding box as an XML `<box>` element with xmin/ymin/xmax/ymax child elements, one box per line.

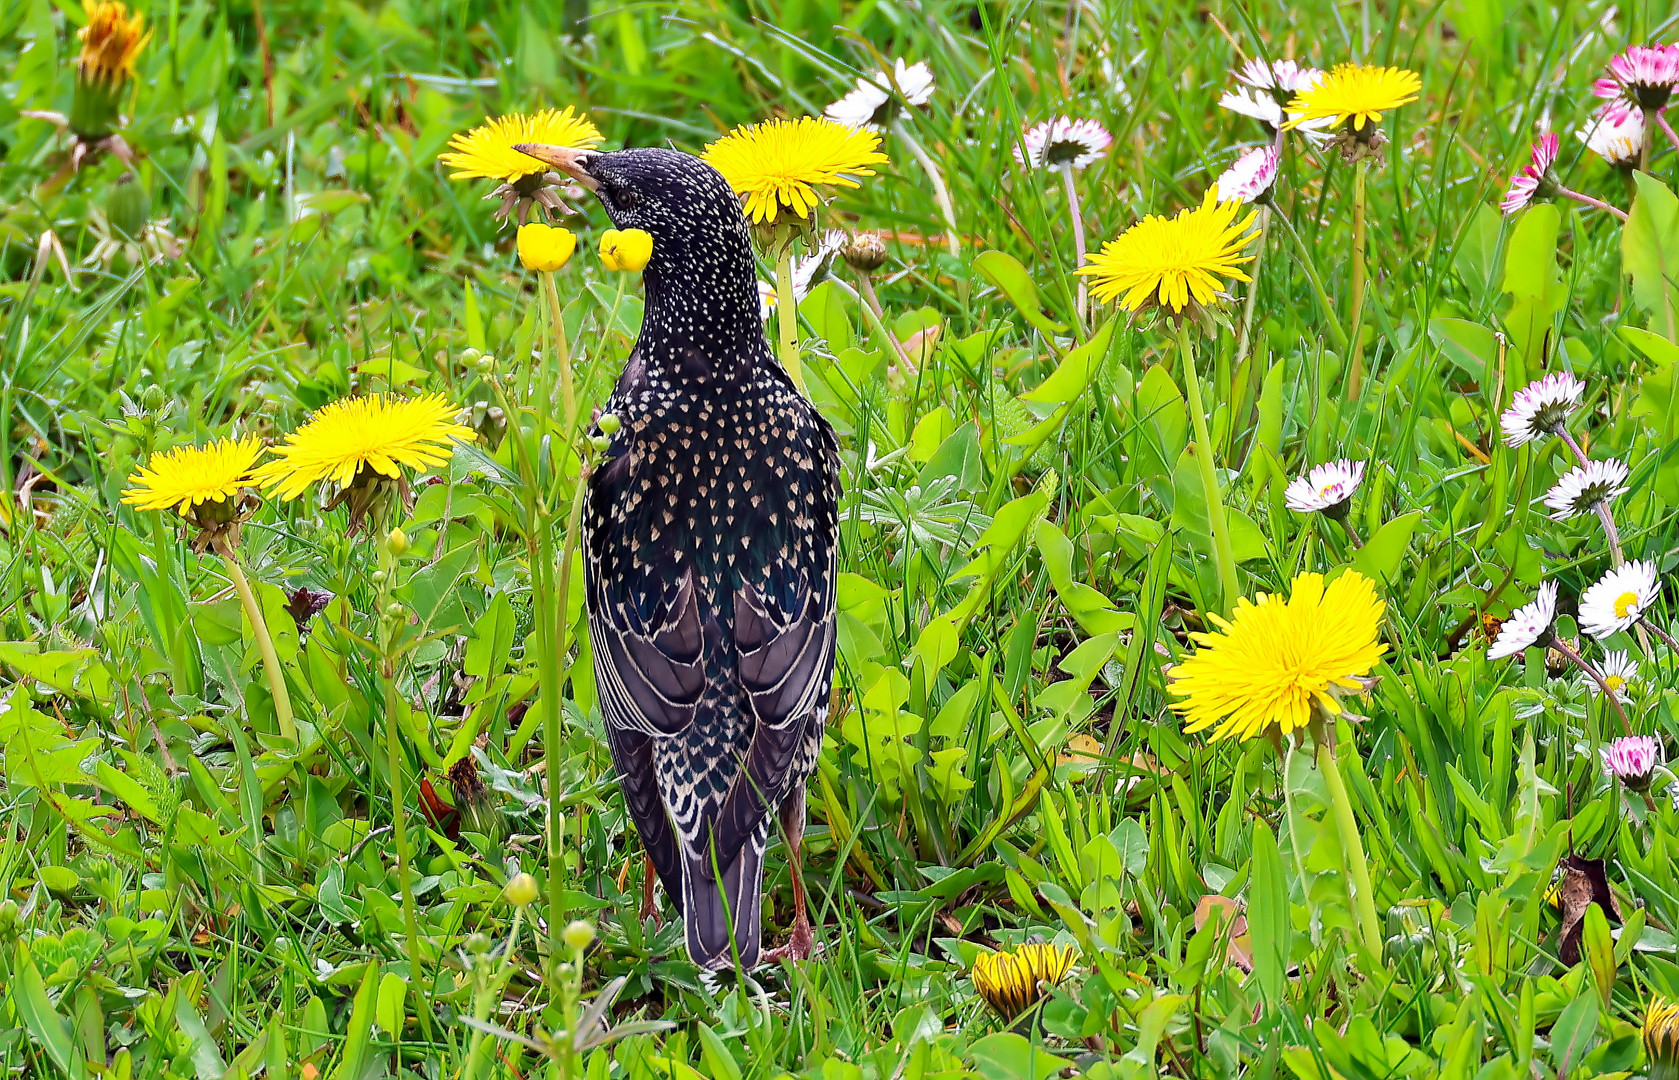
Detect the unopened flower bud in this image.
<box><xmin>599</xmin><ymin>229</ymin><xmax>653</xmax><ymax>272</ymax></box>
<box><xmin>384</xmin><ymin>601</ymin><xmax>405</xmax><ymax>620</ymax></box>
<box><xmin>460</xmin><ymin>347</ymin><xmax>483</xmax><ymax>363</ymax></box>
<box><xmin>562</xmin><ymin>920</ymin><xmax>596</xmax><ymax>950</ymax></box>
<box><xmin>517</xmin><ymin>222</ymin><xmax>577</xmax><ymax>273</ymax></box>
<box><xmin>386</xmin><ymin>527</ymin><xmax>409</xmax><ymax>556</ymax></box>
<box><xmin>464</xmin><ymin>932</ymin><xmax>492</xmax><ymax>955</ymax></box>
<box><xmin>841</xmin><ymin>231</ymin><xmax>888</xmax><ymax>273</ymax></box>
<box><xmin>589</xmin><ymin>435</ymin><xmax>610</xmax><ymax>454</ymax></box>
<box><xmin>478</xmin><ymin>354</ymin><xmax>498</xmax><ymax>375</ymax></box>
<box><xmin>597</xmin><ymin>413</ymin><xmax>622</xmax><ymax>436</ymax></box>
<box><xmin>370</xmin><ymin>570</ymin><xmax>387</xmax><ymax>585</ymax></box>
<box><xmin>139</xmin><ymin>384</ymin><xmax>167</xmax><ymax>412</ymax></box>
<box><xmin>503</xmin><ymin>873</ymin><xmax>539</xmax><ymax>907</ymax></box>
<box><xmin>0</xmin><ymin>899</ymin><xmax>19</xmax><ymax>938</ymax></box>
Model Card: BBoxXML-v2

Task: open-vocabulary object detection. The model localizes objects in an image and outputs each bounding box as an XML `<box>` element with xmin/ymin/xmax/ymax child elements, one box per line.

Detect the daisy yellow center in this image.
<box><xmin>1170</xmin><ymin>570</ymin><xmax>1387</xmax><ymax>742</ymax></box>
<box><xmin>1615</xmin><ymin>590</ymin><xmax>1641</xmax><ymax>619</ymax></box>
<box><xmin>439</xmin><ymin>108</ymin><xmax>603</xmax><ymax>183</ymax></box>
<box><xmin>702</xmin><ymin>117</ymin><xmax>889</xmax><ymax>224</ymax></box>
<box><xmin>251</xmin><ymin>394</ymin><xmax>477</xmax><ymax>501</ymax></box>
<box><xmin>1286</xmin><ymin>62</ymin><xmax>1421</xmax><ymax>132</ymax></box>
<box><xmin>1077</xmin><ymin>189</ymin><xmax>1259</xmax><ymax>314</ymax></box>
<box><xmin>1604</xmin><ymin>675</ymin><xmax>1626</xmax><ymax>692</ymax></box>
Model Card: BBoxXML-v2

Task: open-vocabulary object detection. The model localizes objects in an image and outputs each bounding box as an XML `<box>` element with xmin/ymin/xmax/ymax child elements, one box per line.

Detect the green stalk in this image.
<box><xmin>540</xmin><ymin>271</ymin><xmax>575</xmax><ymax>433</ymax></box>
<box><xmin>891</xmin><ymin>118</ymin><xmax>962</xmax><ymax>257</ymax></box>
<box><xmin>377</xmin><ymin>551</ymin><xmax>427</xmax><ymax>1002</ymax></box>
<box><xmin>214</xmin><ymin>537</ymin><xmax>297</xmax><ymax>744</ymax></box>
<box><xmin>775</xmin><ymin>246</ymin><xmax>808</xmax><ymax>394</ymax></box>
<box><xmin>1316</xmin><ymin>734</ymin><xmax>1382</xmax><ymax>957</ymax></box>
<box><xmin>1347</xmin><ymin>159</ymin><xmax>1369</xmax><ymax>401</ymax></box>
<box><xmin>1272</xmin><ymin>212</ymin><xmax>1350</xmax><ymax>353</ymax></box>
<box><xmin>545</xmin><ymin>475</ymin><xmax>590</xmax><ymax>968</ymax></box>
<box><xmin>1176</xmin><ymin>321</ymin><xmax>1240</xmax><ymax>615</ymax></box>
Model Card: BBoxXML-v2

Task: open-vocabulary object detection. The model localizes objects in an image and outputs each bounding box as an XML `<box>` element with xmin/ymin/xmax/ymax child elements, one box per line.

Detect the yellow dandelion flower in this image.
<box><xmin>971</xmin><ymin>944</ymin><xmax>1077</xmax><ymax>1019</ymax></box>
<box><xmin>251</xmin><ymin>394</ymin><xmax>476</xmax><ymax>501</ymax></box>
<box><xmin>1077</xmin><ymin>190</ymin><xmax>1260</xmax><ymax>314</ymax></box>
<box><xmin>122</xmin><ymin>437</ymin><xmax>263</xmax><ymax>516</ymax></box>
<box><xmin>1171</xmin><ymin>570</ymin><xmax>1387</xmax><ymax>743</ymax></box>
<box><xmin>77</xmin><ymin>0</ymin><xmax>150</xmax><ymax>84</ymax></box>
<box><xmin>1646</xmin><ymin>997</ymin><xmax>1679</xmax><ymax>1080</ymax></box>
<box><xmin>703</xmin><ymin>117</ymin><xmax>889</xmax><ymax>224</ymax></box>
<box><xmin>1286</xmin><ymin>63</ymin><xmax>1421</xmax><ymax>133</ymax></box>
<box><xmin>439</xmin><ymin>108</ymin><xmax>604</xmax><ymax>184</ymax></box>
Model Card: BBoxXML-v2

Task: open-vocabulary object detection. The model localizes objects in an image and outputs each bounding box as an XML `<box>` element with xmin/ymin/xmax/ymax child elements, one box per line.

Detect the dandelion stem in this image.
<box><xmin>213</xmin><ymin>537</ymin><xmax>297</xmax><ymax>744</ymax></box>
<box><xmin>1555</xmin><ymin>185</ymin><xmax>1630</xmax><ymax>221</ymax></box>
<box><xmin>1556</xmin><ymin>426</ymin><xmax>1625</xmax><ymax>566</ymax></box>
<box><xmin>376</xmin><ymin>548</ymin><xmax>428</xmax><ymax>1005</ymax></box>
<box><xmin>1347</xmin><ymin>159</ymin><xmax>1369</xmax><ymax>401</ymax></box>
<box><xmin>892</xmin><ymin>118</ymin><xmax>962</xmax><ymax>257</ymax></box>
<box><xmin>547</xmin><ymin>454</ymin><xmax>592</xmax><ymax>954</ymax></box>
<box><xmin>1059</xmin><ymin>162</ymin><xmax>1089</xmax><ymax>323</ymax></box>
<box><xmin>1315</xmin><ymin>732</ymin><xmax>1383</xmax><ymax>957</ymax></box>
<box><xmin>540</xmin><ymin>271</ymin><xmax>575</xmax><ymax>432</ymax></box>
<box><xmin>1177</xmin><ymin>320</ymin><xmax>1241</xmax><ymax>615</ymax></box>
<box><xmin>774</xmin><ymin>246</ymin><xmax>808</xmax><ymax>395</ymax></box>
<box><xmin>1549</xmin><ymin>634</ymin><xmax>1633</xmax><ymax>737</ymax></box>
<box><xmin>853</xmin><ymin>272</ymin><xmax>914</xmax><ymax>372</ymax></box>
<box><xmin>1272</xmin><ymin>211</ymin><xmax>1350</xmax><ymax>353</ymax></box>
<box><xmin>1236</xmin><ymin>206</ymin><xmax>1270</xmax><ymax>368</ymax></box>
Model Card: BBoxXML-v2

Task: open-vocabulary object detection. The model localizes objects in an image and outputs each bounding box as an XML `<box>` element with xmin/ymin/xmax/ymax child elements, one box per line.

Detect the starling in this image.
<box><xmin>514</xmin><ymin>142</ymin><xmax>840</xmax><ymax>971</ymax></box>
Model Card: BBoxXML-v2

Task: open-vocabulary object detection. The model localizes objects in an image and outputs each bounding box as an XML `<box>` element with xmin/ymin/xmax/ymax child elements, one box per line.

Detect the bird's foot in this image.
<box><xmin>764</xmin><ymin>920</ymin><xmax>820</xmax><ymax>964</ymax></box>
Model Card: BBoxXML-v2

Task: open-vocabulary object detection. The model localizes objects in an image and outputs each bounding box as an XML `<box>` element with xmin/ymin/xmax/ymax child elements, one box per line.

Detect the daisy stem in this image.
<box><xmin>213</xmin><ymin>537</ymin><xmax>297</xmax><ymax>745</ymax></box>
<box><xmin>1556</xmin><ymin>426</ymin><xmax>1625</xmax><ymax>566</ymax></box>
<box><xmin>1643</xmin><ymin>618</ymin><xmax>1679</xmax><ymax>657</ymax></box>
<box><xmin>1314</xmin><ymin>734</ymin><xmax>1383</xmax><ymax>958</ymax></box>
<box><xmin>1347</xmin><ymin>159</ymin><xmax>1369</xmax><ymax>402</ymax></box>
<box><xmin>540</xmin><ymin>271</ymin><xmax>575</xmax><ymax>433</ymax></box>
<box><xmin>1176</xmin><ymin>320</ymin><xmax>1241</xmax><ymax>615</ymax></box>
<box><xmin>1549</xmin><ymin>634</ymin><xmax>1633</xmax><ymax>738</ymax></box>
<box><xmin>1235</xmin><ymin>206</ymin><xmax>1270</xmax><ymax>370</ymax></box>
<box><xmin>853</xmin><ymin>271</ymin><xmax>914</xmax><ymax>372</ymax></box>
<box><xmin>1661</xmin><ymin>112</ymin><xmax>1679</xmax><ymax>156</ymax></box>
<box><xmin>1338</xmin><ymin>515</ymin><xmax>1364</xmax><ymax>548</ymax></box>
<box><xmin>1059</xmin><ymin>162</ymin><xmax>1089</xmax><ymax>324</ymax></box>
<box><xmin>1272</xmin><ymin>211</ymin><xmax>1350</xmax><ymax>353</ymax></box>
<box><xmin>1641</xmin><ymin>108</ymin><xmax>1655</xmax><ymax>173</ymax></box>
<box><xmin>1555</xmin><ymin>185</ymin><xmax>1630</xmax><ymax>221</ymax></box>
<box><xmin>775</xmin><ymin>246</ymin><xmax>808</xmax><ymax>395</ymax></box>
<box><xmin>892</xmin><ymin>118</ymin><xmax>962</xmax><ymax>257</ymax></box>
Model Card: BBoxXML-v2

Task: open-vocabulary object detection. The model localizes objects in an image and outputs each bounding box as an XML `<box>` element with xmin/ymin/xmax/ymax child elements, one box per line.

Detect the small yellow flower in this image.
<box><xmin>1171</xmin><ymin>570</ymin><xmax>1387</xmax><ymax>743</ymax></box>
<box><xmin>1286</xmin><ymin>63</ymin><xmax>1421</xmax><ymax>133</ymax></box>
<box><xmin>251</xmin><ymin>394</ymin><xmax>476</xmax><ymax>502</ymax></box>
<box><xmin>1646</xmin><ymin>997</ymin><xmax>1679</xmax><ymax>1080</ymax></box>
<box><xmin>77</xmin><ymin>0</ymin><xmax>150</xmax><ymax>84</ymax></box>
<box><xmin>971</xmin><ymin>944</ymin><xmax>1077</xmax><ymax>1019</ymax></box>
<box><xmin>517</xmin><ymin>222</ymin><xmax>576</xmax><ymax>272</ymax></box>
<box><xmin>599</xmin><ymin>228</ymin><xmax>653</xmax><ymax>272</ymax></box>
<box><xmin>703</xmin><ymin>117</ymin><xmax>889</xmax><ymax>224</ymax></box>
<box><xmin>439</xmin><ymin>108</ymin><xmax>603</xmax><ymax>184</ymax></box>
<box><xmin>1078</xmin><ymin>190</ymin><xmax>1260</xmax><ymax>314</ymax></box>
<box><xmin>122</xmin><ymin>437</ymin><xmax>263</xmax><ymax>516</ymax></box>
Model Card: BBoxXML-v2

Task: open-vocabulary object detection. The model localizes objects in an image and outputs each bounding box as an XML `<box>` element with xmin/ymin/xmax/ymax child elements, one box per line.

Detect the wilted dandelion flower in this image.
<box><xmin>1579</xmin><ymin>560</ymin><xmax>1661</xmax><ymax>639</ymax></box>
<box><xmin>122</xmin><ymin>437</ymin><xmax>262</xmax><ymax>521</ymax></box>
<box><xmin>1487</xmin><ymin>581</ymin><xmax>1559</xmax><ymax>660</ymax></box>
<box><xmin>1578</xmin><ymin>104</ymin><xmax>1645</xmax><ymax>167</ymax></box>
<box><xmin>1501</xmin><ymin>134</ymin><xmax>1559</xmax><ymax>214</ymax></box>
<box><xmin>1544</xmin><ymin>458</ymin><xmax>1629</xmax><ymax>520</ymax></box>
<box><xmin>439</xmin><ymin>108</ymin><xmax>603</xmax><ymax>223</ymax></box>
<box><xmin>825</xmin><ymin>58</ymin><xmax>935</xmax><ymax>131</ymax></box>
<box><xmin>1078</xmin><ymin>190</ymin><xmax>1259</xmax><ymax>316</ymax></box>
<box><xmin>77</xmin><ymin>0</ymin><xmax>150</xmax><ymax>87</ymax></box>
<box><xmin>1284</xmin><ymin>459</ymin><xmax>1364</xmax><ymax>519</ymax></box>
<box><xmin>1170</xmin><ymin>571</ymin><xmax>1386</xmax><ymax>742</ymax></box>
<box><xmin>1014</xmin><ymin>117</ymin><xmax>1113</xmax><ymax>170</ymax></box>
<box><xmin>970</xmin><ymin>944</ymin><xmax>1077</xmax><ymax>1019</ymax></box>
<box><xmin>253</xmin><ymin>394</ymin><xmax>476</xmax><ymax>529</ymax></box>
<box><xmin>1287</xmin><ymin>63</ymin><xmax>1421</xmax><ymax>133</ymax></box>
<box><xmin>1212</xmin><ymin>146</ymin><xmax>1280</xmax><ymax>204</ymax></box>
<box><xmin>1602</xmin><ymin>736</ymin><xmax>1661</xmax><ymax>792</ymax></box>
<box><xmin>1500</xmin><ymin>372</ymin><xmax>1586</xmax><ymax>447</ymax></box>
<box><xmin>703</xmin><ymin>117</ymin><xmax>889</xmax><ymax>226</ymax></box>
<box><xmin>1592</xmin><ymin>45</ymin><xmax>1679</xmax><ymax>114</ymax></box>
<box><xmin>1645</xmin><ymin>996</ymin><xmax>1679</xmax><ymax>1080</ymax></box>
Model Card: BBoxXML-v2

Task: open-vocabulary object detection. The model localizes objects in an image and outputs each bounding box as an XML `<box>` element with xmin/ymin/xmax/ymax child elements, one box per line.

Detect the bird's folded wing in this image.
<box><xmin>591</xmin><ymin>570</ymin><xmax>708</xmax><ymax>737</ymax></box>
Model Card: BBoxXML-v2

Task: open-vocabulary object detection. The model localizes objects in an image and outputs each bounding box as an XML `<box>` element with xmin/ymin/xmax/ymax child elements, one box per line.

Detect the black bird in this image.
<box><xmin>514</xmin><ymin>142</ymin><xmax>840</xmax><ymax>970</ymax></box>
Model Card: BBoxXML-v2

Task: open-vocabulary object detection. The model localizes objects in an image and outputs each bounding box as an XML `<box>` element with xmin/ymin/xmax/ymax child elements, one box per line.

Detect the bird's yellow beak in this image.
<box><xmin>514</xmin><ymin>143</ymin><xmax>598</xmax><ymax>191</ymax></box>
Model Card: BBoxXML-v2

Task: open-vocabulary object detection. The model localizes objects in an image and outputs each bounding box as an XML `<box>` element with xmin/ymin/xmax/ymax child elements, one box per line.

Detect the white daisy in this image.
<box><xmin>1014</xmin><ymin>117</ymin><xmax>1113</xmax><ymax>171</ymax></box>
<box><xmin>1500</xmin><ymin>371</ymin><xmax>1586</xmax><ymax>447</ymax></box>
<box><xmin>1233</xmin><ymin>58</ymin><xmax>1323</xmax><ymax>95</ymax></box>
<box><xmin>1600</xmin><ymin>734</ymin><xmax>1661</xmax><ymax>792</ymax></box>
<box><xmin>794</xmin><ymin>229</ymin><xmax>846</xmax><ymax>293</ymax></box>
<box><xmin>1597</xmin><ymin>650</ymin><xmax>1639</xmax><ymax>701</ymax></box>
<box><xmin>1544</xmin><ymin>458</ymin><xmax>1630</xmax><ymax>520</ymax></box>
<box><xmin>1579</xmin><ymin>559</ymin><xmax>1660</xmax><ymax>639</ymax></box>
<box><xmin>757</xmin><ymin>280</ymin><xmax>777</xmax><ymax>322</ymax></box>
<box><xmin>1284</xmin><ymin>458</ymin><xmax>1364</xmax><ymax>517</ymax></box>
<box><xmin>1500</xmin><ymin>134</ymin><xmax>1559</xmax><ymax>215</ymax></box>
<box><xmin>1213</xmin><ymin>145</ymin><xmax>1280</xmax><ymax>204</ymax></box>
<box><xmin>825</xmin><ymin>58</ymin><xmax>935</xmax><ymax>131</ymax></box>
<box><xmin>1577</xmin><ymin>104</ymin><xmax>1644</xmax><ymax>167</ymax></box>
<box><xmin>1488</xmin><ymin>581</ymin><xmax>1558</xmax><ymax>660</ymax></box>
<box><xmin>1217</xmin><ymin>88</ymin><xmax>1332</xmax><ymax>139</ymax></box>
<box><xmin>1592</xmin><ymin>45</ymin><xmax>1679</xmax><ymax>113</ymax></box>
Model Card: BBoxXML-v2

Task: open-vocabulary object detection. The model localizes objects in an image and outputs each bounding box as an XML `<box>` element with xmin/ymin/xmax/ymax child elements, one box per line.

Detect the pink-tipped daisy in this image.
<box><xmin>1014</xmin><ymin>117</ymin><xmax>1113</xmax><ymax>171</ymax></box>
<box><xmin>1234</xmin><ymin>58</ymin><xmax>1324</xmax><ymax>96</ymax></box>
<box><xmin>1488</xmin><ymin>581</ymin><xmax>1559</xmax><ymax>660</ymax></box>
<box><xmin>1213</xmin><ymin>145</ymin><xmax>1280</xmax><ymax>204</ymax></box>
<box><xmin>1579</xmin><ymin>560</ymin><xmax>1661</xmax><ymax>639</ymax></box>
<box><xmin>1284</xmin><ymin>458</ymin><xmax>1364</xmax><ymax>518</ymax></box>
<box><xmin>1500</xmin><ymin>134</ymin><xmax>1560</xmax><ymax>214</ymax></box>
<box><xmin>1544</xmin><ymin>458</ymin><xmax>1630</xmax><ymax>520</ymax></box>
<box><xmin>1592</xmin><ymin>45</ymin><xmax>1679</xmax><ymax>113</ymax></box>
<box><xmin>1600</xmin><ymin>734</ymin><xmax>1661</xmax><ymax>792</ymax></box>
<box><xmin>1500</xmin><ymin>372</ymin><xmax>1586</xmax><ymax>447</ymax></box>
<box><xmin>1578</xmin><ymin>103</ymin><xmax>1645</xmax><ymax>166</ymax></box>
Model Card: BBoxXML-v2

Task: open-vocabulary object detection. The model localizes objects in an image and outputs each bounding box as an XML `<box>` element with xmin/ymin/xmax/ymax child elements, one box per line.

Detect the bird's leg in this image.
<box><xmin>639</xmin><ymin>853</ymin><xmax>663</xmax><ymax>927</ymax></box>
<box><xmin>765</xmin><ymin>785</ymin><xmax>819</xmax><ymax>963</ymax></box>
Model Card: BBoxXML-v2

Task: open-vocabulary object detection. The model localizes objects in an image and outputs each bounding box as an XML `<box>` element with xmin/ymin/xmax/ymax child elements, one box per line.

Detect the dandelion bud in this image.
<box><xmin>70</xmin><ymin>1</ymin><xmax>149</xmax><ymax>140</ymax></box>
<box><xmin>386</xmin><ymin>527</ymin><xmax>409</xmax><ymax>556</ymax></box>
<box><xmin>503</xmin><ymin>872</ymin><xmax>539</xmax><ymax>907</ymax></box>
<box><xmin>597</xmin><ymin>412</ymin><xmax>622</xmax><ymax>436</ymax></box>
<box><xmin>841</xmin><ymin>231</ymin><xmax>888</xmax><ymax>273</ymax></box>
<box><xmin>106</xmin><ymin>173</ymin><xmax>150</xmax><ymax>239</ymax></box>
<box><xmin>562</xmin><ymin>920</ymin><xmax>596</xmax><ymax>950</ymax></box>
<box><xmin>599</xmin><ymin>229</ymin><xmax>653</xmax><ymax>272</ymax></box>
<box><xmin>516</xmin><ymin>222</ymin><xmax>577</xmax><ymax>273</ymax></box>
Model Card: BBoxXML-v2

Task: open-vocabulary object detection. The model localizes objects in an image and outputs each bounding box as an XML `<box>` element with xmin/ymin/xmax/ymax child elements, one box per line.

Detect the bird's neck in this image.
<box><xmin>636</xmin><ymin>262</ymin><xmax>769</xmax><ymax>372</ymax></box>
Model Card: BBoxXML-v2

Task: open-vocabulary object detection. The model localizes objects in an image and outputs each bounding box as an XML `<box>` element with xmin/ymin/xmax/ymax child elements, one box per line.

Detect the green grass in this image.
<box><xmin>5</xmin><ymin>0</ymin><xmax>1679</xmax><ymax>1076</ymax></box>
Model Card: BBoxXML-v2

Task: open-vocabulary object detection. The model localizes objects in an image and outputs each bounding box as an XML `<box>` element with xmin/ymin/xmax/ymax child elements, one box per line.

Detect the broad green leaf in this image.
<box><xmin>972</xmin><ymin>250</ymin><xmax>1067</xmax><ymax>338</ymax></box>
<box><xmin>1350</xmin><ymin>510</ymin><xmax>1424</xmax><ymax>582</ymax></box>
<box><xmin>968</xmin><ymin>1033</ymin><xmax>1069</xmax><ymax>1080</ymax></box>
<box><xmin>329</xmin><ymin>961</ymin><xmax>380</xmax><ymax>1080</ymax></box>
<box><xmin>1623</xmin><ymin>173</ymin><xmax>1679</xmax><ymax>332</ymax></box>
<box><xmin>375</xmin><ymin>972</ymin><xmax>408</xmax><ymax>1036</ymax></box>
<box><xmin>1428</xmin><ymin>317</ymin><xmax>1497</xmax><ymax>381</ymax></box>
<box><xmin>1021</xmin><ymin>317</ymin><xmax>1116</xmax><ymax>405</ymax></box>
<box><xmin>1247</xmin><ymin>818</ymin><xmax>1289</xmax><ymax>1005</ymax></box>
<box><xmin>12</xmin><ymin>941</ymin><xmax>79</xmax><ymax>1077</ymax></box>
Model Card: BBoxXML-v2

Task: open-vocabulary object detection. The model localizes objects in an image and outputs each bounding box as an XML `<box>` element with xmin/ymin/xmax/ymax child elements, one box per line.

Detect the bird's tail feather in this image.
<box><xmin>682</xmin><ymin>831</ymin><xmax>767</xmax><ymax>971</ymax></box>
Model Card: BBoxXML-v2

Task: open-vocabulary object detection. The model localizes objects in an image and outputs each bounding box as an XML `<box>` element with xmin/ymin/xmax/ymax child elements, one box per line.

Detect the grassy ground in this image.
<box><xmin>4</xmin><ymin>0</ymin><xmax>1679</xmax><ymax>1076</ymax></box>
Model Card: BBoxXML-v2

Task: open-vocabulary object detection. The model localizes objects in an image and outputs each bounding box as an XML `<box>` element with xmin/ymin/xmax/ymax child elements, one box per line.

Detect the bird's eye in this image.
<box><xmin>608</xmin><ymin>183</ymin><xmax>641</xmax><ymax>211</ymax></box>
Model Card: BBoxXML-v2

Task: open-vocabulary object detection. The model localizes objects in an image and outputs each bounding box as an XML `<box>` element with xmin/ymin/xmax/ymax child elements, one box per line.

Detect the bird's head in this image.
<box><xmin>513</xmin><ymin>145</ymin><xmax>762</xmax><ymax>345</ymax></box>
